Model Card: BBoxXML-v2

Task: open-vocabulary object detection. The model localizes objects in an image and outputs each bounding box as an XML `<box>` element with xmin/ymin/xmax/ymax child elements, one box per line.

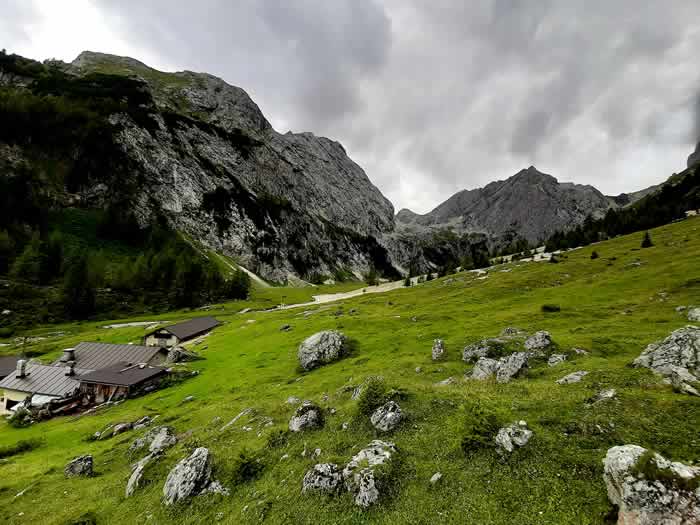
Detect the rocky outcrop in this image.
<box><xmin>64</xmin><ymin>455</ymin><xmax>93</xmax><ymax>477</ymax></box>
<box><xmin>548</xmin><ymin>354</ymin><xmax>567</xmax><ymax>367</ymax></box>
<box><xmin>524</xmin><ymin>331</ymin><xmax>552</xmax><ymax>353</ymax></box>
<box><xmin>603</xmin><ymin>444</ymin><xmax>700</xmax><ymax>524</ymax></box>
<box><xmin>688</xmin><ymin>142</ymin><xmax>700</xmax><ymax>169</ymax></box>
<box><xmin>126</xmin><ymin>453</ymin><xmax>160</xmax><ymax>497</ymax></box>
<box><xmin>289</xmin><ymin>401</ymin><xmax>324</xmax><ymax>432</ymax></box>
<box><xmin>495</xmin><ymin>421</ymin><xmax>533</xmax><ymax>454</ymax></box>
<box><xmin>633</xmin><ymin>326</ymin><xmax>700</xmax><ymax>395</ymax></box>
<box><xmin>342</xmin><ymin>440</ymin><xmax>397</xmax><ymax>508</ymax></box>
<box><xmin>370</xmin><ymin>401</ymin><xmax>403</xmax><ymax>432</ymax></box>
<box><xmin>471</xmin><ymin>352</ymin><xmax>528</xmax><ymax>383</ymax></box>
<box><xmin>129</xmin><ymin>426</ymin><xmax>178</xmax><ymax>455</ymax></box>
<box><xmin>298</xmin><ymin>330</ymin><xmax>348</xmax><ymax>371</ymax></box>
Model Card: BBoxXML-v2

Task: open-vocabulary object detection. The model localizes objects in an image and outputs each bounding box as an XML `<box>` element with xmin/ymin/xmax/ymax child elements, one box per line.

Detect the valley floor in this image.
<box><xmin>0</xmin><ymin>219</ymin><xmax>699</xmax><ymax>524</ymax></box>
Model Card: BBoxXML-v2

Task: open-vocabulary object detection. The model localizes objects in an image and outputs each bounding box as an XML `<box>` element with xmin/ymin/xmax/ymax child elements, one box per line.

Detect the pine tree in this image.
<box><xmin>404</xmin><ymin>276</ymin><xmax>411</xmax><ymax>287</ymax></box>
<box><xmin>641</xmin><ymin>231</ymin><xmax>653</xmax><ymax>248</ymax></box>
<box><xmin>62</xmin><ymin>254</ymin><xmax>95</xmax><ymax>319</ymax></box>
<box><xmin>9</xmin><ymin>232</ymin><xmax>42</xmax><ymax>283</ymax></box>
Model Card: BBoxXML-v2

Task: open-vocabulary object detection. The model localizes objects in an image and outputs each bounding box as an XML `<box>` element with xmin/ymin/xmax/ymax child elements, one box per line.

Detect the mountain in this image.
<box><xmin>395</xmin><ymin>166</ymin><xmax>654</xmax><ymax>245</ymax></box>
<box><xmin>0</xmin><ymin>51</ymin><xmax>397</xmax><ymax>285</ymax></box>
<box><xmin>689</xmin><ymin>142</ymin><xmax>700</xmax><ymax>169</ymax></box>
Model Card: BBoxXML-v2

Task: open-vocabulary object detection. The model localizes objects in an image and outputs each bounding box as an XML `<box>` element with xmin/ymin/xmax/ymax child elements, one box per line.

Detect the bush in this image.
<box><xmin>403</xmin><ymin>276</ymin><xmax>411</xmax><ymax>287</ymax></box>
<box><xmin>265</xmin><ymin>429</ymin><xmax>289</xmax><ymax>449</ymax></box>
<box><xmin>641</xmin><ymin>231</ymin><xmax>654</xmax><ymax>248</ymax></box>
<box><xmin>7</xmin><ymin>407</ymin><xmax>33</xmax><ymax>428</ymax></box>
<box><xmin>590</xmin><ymin>251</ymin><xmax>599</xmax><ymax>259</ymax></box>
<box><xmin>365</xmin><ymin>266</ymin><xmax>379</xmax><ymax>286</ymax></box>
<box><xmin>549</xmin><ymin>254</ymin><xmax>560</xmax><ymax>263</ymax></box>
<box><xmin>541</xmin><ymin>304</ymin><xmax>561</xmax><ymax>313</ymax></box>
<box><xmin>357</xmin><ymin>376</ymin><xmax>388</xmax><ymax>417</ymax></box>
<box><xmin>230</xmin><ymin>450</ymin><xmax>264</xmax><ymax>485</ymax></box>
<box><xmin>0</xmin><ymin>437</ymin><xmax>43</xmax><ymax>458</ymax></box>
<box><xmin>460</xmin><ymin>403</ymin><xmax>500</xmax><ymax>455</ymax></box>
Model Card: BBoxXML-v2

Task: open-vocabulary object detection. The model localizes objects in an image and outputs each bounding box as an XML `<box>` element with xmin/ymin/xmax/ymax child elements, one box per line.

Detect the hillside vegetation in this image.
<box><xmin>0</xmin><ymin>218</ymin><xmax>699</xmax><ymax>524</ymax></box>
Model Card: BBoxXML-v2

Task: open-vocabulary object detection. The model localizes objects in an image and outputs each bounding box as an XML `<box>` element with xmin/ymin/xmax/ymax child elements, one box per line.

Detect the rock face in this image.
<box><xmin>64</xmin><ymin>455</ymin><xmax>93</xmax><ymax>477</ymax></box>
<box><xmin>298</xmin><ymin>331</ymin><xmax>347</xmax><ymax>371</ymax></box>
<box><xmin>162</xmin><ymin>448</ymin><xmax>213</xmax><ymax>506</ymax></box>
<box><xmin>432</xmin><ymin>339</ymin><xmax>446</xmax><ymax>361</ymax></box>
<box><xmin>302</xmin><ymin>463</ymin><xmax>343</xmax><ymax>494</ymax></box>
<box><xmin>688</xmin><ymin>142</ymin><xmax>700</xmax><ymax>169</ymax></box>
<box><xmin>0</xmin><ymin>51</ymin><xmax>397</xmax><ymax>283</ymax></box>
<box><xmin>289</xmin><ymin>402</ymin><xmax>324</xmax><ymax>432</ymax></box>
<box><xmin>603</xmin><ymin>445</ymin><xmax>700</xmax><ymax>524</ymax></box>
<box><xmin>370</xmin><ymin>401</ymin><xmax>403</xmax><ymax>432</ymax></box>
<box><xmin>495</xmin><ymin>422</ymin><xmax>533</xmax><ymax>454</ymax></box>
<box><xmin>342</xmin><ymin>440</ymin><xmax>397</xmax><ymax>508</ymax></box>
<box><xmin>633</xmin><ymin>326</ymin><xmax>700</xmax><ymax>395</ymax></box>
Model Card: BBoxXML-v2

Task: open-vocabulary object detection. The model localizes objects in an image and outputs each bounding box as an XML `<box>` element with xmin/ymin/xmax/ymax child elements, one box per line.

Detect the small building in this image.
<box><xmin>144</xmin><ymin>316</ymin><xmax>221</xmax><ymax>347</ymax></box>
<box><xmin>78</xmin><ymin>362</ymin><xmax>168</xmax><ymax>404</ymax></box>
<box><xmin>0</xmin><ymin>360</ymin><xmax>89</xmax><ymax>414</ymax></box>
<box><xmin>57</xmin><ymin>342</ymin><xmax>168</xmax><ymax>369</ymax></box>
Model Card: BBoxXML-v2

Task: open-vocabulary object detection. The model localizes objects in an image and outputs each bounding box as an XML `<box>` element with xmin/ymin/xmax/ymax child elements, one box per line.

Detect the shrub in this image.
<box><xmin>403</xmin><ymin>277</ymin><xmax>411</xmax><ymax>287</ymax></box>
<box><xmin>7</xmin><ymin>407</ymin><xmax>33</xmax><ymax>428</ymax></box>
<box><xmin>541</xmin><ymin>304</ymin><xmax>561</xmax><ymax>313</ymax></box>
<box><xmin>230</xmin><ymin>450</ymin><xmax>264</xmax><ymax>485</ymax></box>
<box><xmin>0</xmin><ymin>438</ymin><xmax>43</xmax><ymax>459</ymax></box>
<box><xmin>265</xmin><ymin>429</ymin><xmax>289</xmax><ymax>449</ymax></box>
<box><xmin>460</xmin><ymin>403</ymin><xmax>500</xmax><ymax>455</ymax></box>
<box><xmin>365</xmin><ymin>266</ymin><xmax>379</xmax><ymax>286</ymax></box>
<box><xmin>357</xmin><ymin>376</ymin><xmax>388</xmax><ymax>417</ymax></box>
<box><xmin>590</xmin><ymin>251</ymin><xmax>599</xmax><ymax>259</ymax></box>
<box><xmin>549</xmin><ymin>254</ymin><xmax>560</xmax><ymax>263</ymax></box>
<box><xmin>641</xmin><ymin>231</ymin><xmax>654</xmax><ymax>248</ymax></box>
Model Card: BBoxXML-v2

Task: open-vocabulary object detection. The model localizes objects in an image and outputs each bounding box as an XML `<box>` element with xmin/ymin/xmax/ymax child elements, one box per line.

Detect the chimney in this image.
<box><xmin>16</xmin><ymin>359</ymin><xmax>27</xmax><ymax>378</ymax></box>
<box><xmin>64</xmin><ymin>361</ymin><xmax>75</xmax><ymax>376</ymax></box>
<box><xmin>61</xmin><ymin>348</ymin><xmax>75</xmax><ymax>363</ymax></box>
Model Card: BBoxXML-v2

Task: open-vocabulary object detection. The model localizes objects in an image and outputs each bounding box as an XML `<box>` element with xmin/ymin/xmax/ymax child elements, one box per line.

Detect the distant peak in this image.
<box><xmin>71</xmin><ymin>51</ymin><xmax>151</xmax><ymax>71</ymax></box>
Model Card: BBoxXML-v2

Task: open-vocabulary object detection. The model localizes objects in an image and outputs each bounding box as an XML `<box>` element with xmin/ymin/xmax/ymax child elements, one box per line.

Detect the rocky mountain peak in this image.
<box><xmin>689</xmin><ymin>142</ymin><xmax>700</xmax><ymax>169</ymax></box>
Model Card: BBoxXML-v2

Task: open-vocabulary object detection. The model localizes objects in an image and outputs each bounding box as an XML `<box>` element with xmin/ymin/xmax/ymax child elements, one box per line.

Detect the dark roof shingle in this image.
<box><xmin>64</xmin><ymin>342</ymin><xmax>166</xmax><ymax>370</ymax></box>
<box><xmin>78</xmin><ymin>362</ymin><xmax>167</xmax><ymax>387</ymax></box>
<box><xmin>0</xmin><ymin>363</ymin><xmax>90</xmax><ymax>396</ymax></box>
<box><xmin>148</xmin><ymin>316</ymin><xmax>220</xmax><ymax>341</ymax></box>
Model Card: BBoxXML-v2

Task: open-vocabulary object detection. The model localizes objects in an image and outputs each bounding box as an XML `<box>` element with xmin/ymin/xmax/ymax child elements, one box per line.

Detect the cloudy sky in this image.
<box><xmin>3</xmin><ymin>1</ymin><xmax>700</xmax><ymax>213</ymax></box>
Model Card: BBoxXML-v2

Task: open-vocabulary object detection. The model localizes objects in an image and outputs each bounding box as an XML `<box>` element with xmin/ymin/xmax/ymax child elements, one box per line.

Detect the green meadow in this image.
<box><xmin>0</xmin><ymin>218</ymin><xmax>699</xmax><ymax>524</ymax></box>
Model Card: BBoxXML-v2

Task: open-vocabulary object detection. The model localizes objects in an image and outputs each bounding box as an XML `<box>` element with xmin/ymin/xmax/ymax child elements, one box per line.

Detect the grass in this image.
<box><xmin>0</xmin><ymin>218</ymin><xmax>699</xmax><ymax>523</ymax></box>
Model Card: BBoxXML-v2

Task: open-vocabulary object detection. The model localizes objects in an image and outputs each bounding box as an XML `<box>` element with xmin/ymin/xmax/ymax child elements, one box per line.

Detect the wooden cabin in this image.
<box><xmin>78</xmin><ymin>362</ymin><xmax>168</xmax><ymax>404</ymax></box>
<box><xmin>144</xmin><ymin>316</ymin><xmax>221</xmax><ymax>348</ymax></box>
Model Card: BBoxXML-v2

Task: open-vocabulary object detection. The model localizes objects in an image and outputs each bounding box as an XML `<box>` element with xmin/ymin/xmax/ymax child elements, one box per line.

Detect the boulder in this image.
<box><xmin>133</xmin><ymin>416</ymin><xmax>153</xmax><ymax>429</ymax></box>
<box><xmin>495</xmin><ymin>352</ymin><xmax>528</xmax><ymax>383</ymax></box>
<box><xmin>370</xmin><ymin>401</ymin><xmax>403</xmax><ymax>432</ymax></box>
<box><xmin>298</xmin><ymin>330</ymin><xmax>348</xmax><ymax>371</ymax></box>
<box><xmin>548</xmin><ymin>354</ymin><xmax>567</xmax><ymax>367</ymax></box>
<box><xmin>603</xmin><ymin>444</ymin><xmax>700</xmax><ymax>524</ymax></box>
<box><xmin>285</xmin><ymin>396</ymin><xmax>301</xmax><ymax>405</ymax></box>
<box><xmin>342</xmin><ymin>440</ymin><xmax>397</xmax><ymax>507</ymax></box>
<box><xmin>435</xmin><ymin>376</ymin><xmax>456</xmax><ymax>386</ymax></box>
<box><xmin>432</xmin><ymin>338</ymin><xmax>446</xmax><ymax>361</ymax></box>
<box><xmin>113</xmin><ymin>422</ymin><xmax>133</xmax><ymax>436</ymax></box>
<box><xmin>633</xmin><ymin>326</ymin><xmax>700</xmax><ymax>395</ymax></box>
<box><xmin>688</xmin><ymin>308</ymin><xmax>700</xmax><ymax>322</ymax></box>
<box><xmin>289</xmin><ymin>401</ymin><xmax>324</xmax><ymax>432</ymax></box>
<box><xmin>302</xmin><ymin>463</ymin><xmax>343</xmax><ymax>494</ymax></box>
<box><xmin>462</xmin><ymin>340</ymin><xmax>492</xmax><ymax>363</ymax></box>
<box><xmin>587</xmin><ymin>388</ymin><xmax>617</xmax><ymax>405</ymax></box>
<box><xmin>556</xmin><ymin>371</ymin><xmax>588</xmax><ymax>384</ymax></box>
<box><xmin>471</xmin><ymin>358</ymin><xmax>500</xmax><ymax>380</ymax></box>
<box><xmin>430</xmin><ymin>472</ymin><xmax>443</xmax><ymax>484</ymax></box>
<box><xmin>495</xmin><ymin>421</ymin><xmax>533</xmax><ymax>454</ymax></box>
<box><xmin>64</xmin><ymin>455</ymin><xmax>93</xmax><ymax>477</ymax></box>
<box><xmin>126</xmin><ymin>453</ymin><xmax>160</xmax><ymax>497</ymax></box>
<box><xmin>524</xmin><ymin>330</ymin><xmax>552</xmax><ymax>352</ymax></box>
<box><xmin>162</xmin><ymin>448</ymin><xmax>212</xmax><ymax>505</ymax></box>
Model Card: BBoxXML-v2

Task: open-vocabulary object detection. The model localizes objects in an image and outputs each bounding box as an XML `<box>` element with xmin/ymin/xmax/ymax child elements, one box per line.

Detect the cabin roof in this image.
<box><xmin>146</xmin><ymin>316</ymin><xmax>220</xmax><ymax>341</ymax></box>
<box><xmin>62</xmin><ymin>342</ymin><xmax>167</xmax><ymax>370</ymax></box>
<box><xmin>78</xmin><ymin>362</ymin><xmax>167</xmax><ymax>387</ymax></box>
<box><xmin>0</xmin><ymin>363</ymin><xmax>90</xmax><ymax>396</ymax></box>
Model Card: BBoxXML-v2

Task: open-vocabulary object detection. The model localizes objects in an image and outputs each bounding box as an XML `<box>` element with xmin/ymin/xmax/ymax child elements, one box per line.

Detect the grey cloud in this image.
<box><xmin>0</xmin><ymin>0</ymin><xmax>37</xmax><ymax>48</ymax></box>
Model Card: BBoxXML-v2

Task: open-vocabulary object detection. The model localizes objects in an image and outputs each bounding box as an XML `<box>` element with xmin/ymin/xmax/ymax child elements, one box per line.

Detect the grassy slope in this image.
<box><xmin>0</xmin><ymin>219</ymin><xmax>699</xmax><ymax>524</ymax></box>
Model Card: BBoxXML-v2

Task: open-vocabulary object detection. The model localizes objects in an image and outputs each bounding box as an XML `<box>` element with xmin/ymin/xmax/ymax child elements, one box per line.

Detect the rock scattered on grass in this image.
<box><xmin>432</xmin><ymin>339</ymin><xmax>446</xmax><ymax>361</ymax></box>
<box><xmin>370</xmin><ymin>401</ymin><xmax>403</xmax><ymax>432</ymax></box>
<box><xmin>113</xmin><ymin>422</ymin><xmax>133</xmax><ymax>436</ymax></box>
<box><xmin>547</xmin><ymin>354</ymin><xmax>567</xmax><ymax>367</ymax></box>
<box><xmin>289</xmin><ymin>402</ymin><xmax>324</xmax><ymax>432</ymax></box>
<box><xmin>572</xmin><ymin>347</ymin><xmax>589</xmax><ymax>356</ymax></box>
<box><xmin>129</xmin><ymin>426</ymin><xmax>178</xmax><ymax>455</ymax></box>
<box><xmin>64</xmin><ymin>455</ymin><xmax>93</xmax><ymax>478</ymax></box>
<box><xmin>286</xmin><ymin>396</ymin><xmax>301</xmax><ymax>405</ymax></box>
<box><xmin>280</xmin><ymin>324</ymin><xmax>292</xmax><ymax>332</ymax></box>
<box><xmin>342</xmin><ymin>440</ymin><xmax>397</xmax><ymax>507</ymax></box>
<box><xmin>688</xmin><ymin>308</ymin><xmax>700</xmax><ymax>322</ymax></box>
<box><xmin>429</xmin><ymin>472</ymin><xmax>442</xmax><ymax>484</ymax></box>
<box><xmin>587</xmin><ymin>388</ymin><xmax>617</xmax><ymax>405</ymax></box>
<box><xmin>126</xmin><ymin>452</ymin><xmax>161</xmax><ymax>497</ymax></box>
<box><xmin>633</xmin><ymin>326</ymin><xmax>700</xmax><ymax>396</ymax></box>
<box><xmin>302</xmin><ymin>463</ymin><xmax>343</xmax><ymax>494</ymax></box>
<box><xmin>603</xmin><ymin>444</ymin><xmax>700</xmax><ymax>524</ymax></box>
<box><xmin>556</xmin><ymin>371</ymin><xmax>588</xmax><ymax>384</ymax></box>
<box><xmin>495</xmin><ymin>421</ymin><xmax>533</xmax><ymax>454</ymax></box>
<box><xmin>435</xmin><ymin>376</ymin><xmax>456</xmax><ymax>386</ymax></box>
<box><xmin>524</xmin><ymin>330</ymin><xmax>552</xmax><ymax>353</ymax></box>
<box><xmin>470</xmin><ymin>352</ymin><xmax>528</xmax><ymax>383</ymax></box>
<box><xmin>162</xmin><ymin>448</ymin><xmax>226</xmax><ymax>505</ymax></box>
<box><xmin>298</xmin><ymin>330</ymin><xmax>348</xmax><ymax>371</ymax></box>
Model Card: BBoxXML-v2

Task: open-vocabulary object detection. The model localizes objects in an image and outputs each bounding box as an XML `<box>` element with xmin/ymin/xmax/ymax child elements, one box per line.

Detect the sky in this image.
<box><xmin>3</xmin><ymin>1</ymin><xmax>700</xmax><ymax>214</ymax></box>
